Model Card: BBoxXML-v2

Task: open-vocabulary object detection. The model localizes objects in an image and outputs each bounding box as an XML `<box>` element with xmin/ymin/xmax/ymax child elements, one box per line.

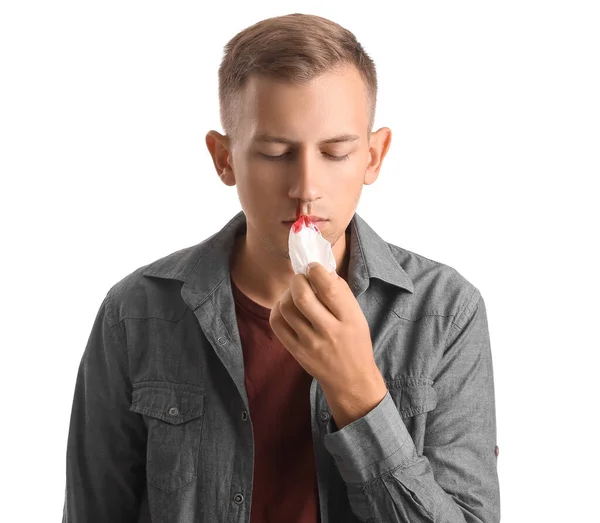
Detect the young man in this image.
<box><xmin>63</xmin><ymin>13</ymin><xmax>500</xmax><ymax>523</ymax></box>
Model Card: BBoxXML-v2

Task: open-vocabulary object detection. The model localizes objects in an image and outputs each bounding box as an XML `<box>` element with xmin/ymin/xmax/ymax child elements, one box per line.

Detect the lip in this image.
<box><xmin>283</xmin><ymin>220</ymin><xmax>328</xmax><ymax>226</ymax></box>
<box><xmin>283</xmin><ymin>215</ymin><xmax>328</xmax><ymax>223</ymax></box>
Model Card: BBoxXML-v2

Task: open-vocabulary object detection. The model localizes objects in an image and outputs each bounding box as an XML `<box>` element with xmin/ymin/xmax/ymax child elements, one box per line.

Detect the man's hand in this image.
<box><xmin>269</xmin><ymin>262</ymin><xmax>388</xmax><ymax>429</ymax></box>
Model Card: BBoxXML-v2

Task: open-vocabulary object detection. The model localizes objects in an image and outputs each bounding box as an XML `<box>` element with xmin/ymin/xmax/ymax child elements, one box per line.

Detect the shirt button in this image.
<box><xmin>217</xmin><ymin>336</ymin><xmax>228</xmax><ymax>345</ymax></box>
<box><xmin>233</xmin><ymin>493</ymin><xmax>244</xmax><ymax>504</ymax></box>
<box><xmin>241</xmin><ymin>411</ymin><xmax>249</xmax><ymax>421</ymax></box>
<box><xmin>319</xmin><ymin>411</ymin><xmax>330</xmax><ymax>423</ymax></box>
<box><xmin>168</xmin><ymin>407</ymin><xmax>179</xmax><ymax>417</ymax></box>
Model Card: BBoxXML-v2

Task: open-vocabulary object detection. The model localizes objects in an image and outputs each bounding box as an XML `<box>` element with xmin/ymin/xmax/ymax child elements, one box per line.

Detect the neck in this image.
<box><xmin>229</xmin><ymin>228</ymin><xmax>350</xmax><ymax>310</ymax></box>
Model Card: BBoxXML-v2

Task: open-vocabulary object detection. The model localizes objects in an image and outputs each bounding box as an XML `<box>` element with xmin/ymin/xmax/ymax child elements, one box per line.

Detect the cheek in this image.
<box><xmin>239</xmin><ymin>169</ymin><xmax>287</xmax><ymax>201</ymax></box>
<box><xmin>330</xmin><ymin>172</ymin><xmax>366</xmax><ymax>198</ymax></box>
<box><xmin>234</xmin><ymin>175</ymin><xmax>287</xmax><ymax>225</ymax></box>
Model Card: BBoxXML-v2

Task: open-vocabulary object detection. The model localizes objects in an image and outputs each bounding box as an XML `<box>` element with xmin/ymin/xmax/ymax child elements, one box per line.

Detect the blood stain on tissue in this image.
<box><xmin>292</xmin><ymin>215</ymin><xmax>321</xmax><ymax>234</ymax></box>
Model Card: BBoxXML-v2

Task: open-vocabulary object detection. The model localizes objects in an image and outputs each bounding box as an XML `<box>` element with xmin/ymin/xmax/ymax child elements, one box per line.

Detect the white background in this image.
<box><xmin>1</xmin><ymin>1</ymin><xmax>598</xmax><ymax>521</ymax></box>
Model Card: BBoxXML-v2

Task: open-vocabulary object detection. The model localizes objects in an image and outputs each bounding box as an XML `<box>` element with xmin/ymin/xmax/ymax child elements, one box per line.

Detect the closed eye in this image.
<box><xmin>260</xmin><ymin>152</ymin><xmax>350</xmax><ymax>162</ymax></box>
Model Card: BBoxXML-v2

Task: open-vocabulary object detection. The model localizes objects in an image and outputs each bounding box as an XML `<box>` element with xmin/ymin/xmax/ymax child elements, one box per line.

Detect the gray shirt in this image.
<box><xmin>62</xmin><ymin>210</ymin><xmax>500</xmax><ymax>522</ymax></box>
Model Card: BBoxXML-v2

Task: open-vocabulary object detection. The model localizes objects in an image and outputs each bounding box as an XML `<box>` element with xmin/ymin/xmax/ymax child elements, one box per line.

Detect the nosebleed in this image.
<box><xmin>288</xmin><ymin>215</ymin><xmax>337</xmax><ymax>276</ymax></box>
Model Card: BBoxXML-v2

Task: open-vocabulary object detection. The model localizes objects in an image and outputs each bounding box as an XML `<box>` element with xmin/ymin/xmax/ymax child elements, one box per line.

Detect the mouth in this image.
<box><xmin>283</xmin><ymin>215</ymin><xmax>328</xmax><ymax>225</ymax></box>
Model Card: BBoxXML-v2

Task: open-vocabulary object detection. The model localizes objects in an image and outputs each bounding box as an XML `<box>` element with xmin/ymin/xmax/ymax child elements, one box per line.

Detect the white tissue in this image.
<box><xmin>288</xmin><ymin>217</ymin><xmax>337</xmax><ymax>276</ymax></box>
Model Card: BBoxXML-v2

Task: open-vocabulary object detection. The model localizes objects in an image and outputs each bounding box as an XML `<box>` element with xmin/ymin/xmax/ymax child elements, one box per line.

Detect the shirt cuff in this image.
<box><xmin>323</xmin><ymin>390</ymin><xmax>418</xmax><ymax>484</ymax></box>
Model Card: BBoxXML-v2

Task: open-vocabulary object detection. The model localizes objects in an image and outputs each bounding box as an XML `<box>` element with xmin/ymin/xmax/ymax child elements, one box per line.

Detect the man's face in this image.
<box><xmin>226</xmin><ymin>64</ymin><xmax>382</xmax><ymax>260</ymax></box>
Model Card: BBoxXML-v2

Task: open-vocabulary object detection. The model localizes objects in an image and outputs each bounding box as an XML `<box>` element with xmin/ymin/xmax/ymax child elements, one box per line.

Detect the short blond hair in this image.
<box><xmin>217</xmin><ymin>13</ymin><xmax>378</xmax><ymax>146</ymax></box>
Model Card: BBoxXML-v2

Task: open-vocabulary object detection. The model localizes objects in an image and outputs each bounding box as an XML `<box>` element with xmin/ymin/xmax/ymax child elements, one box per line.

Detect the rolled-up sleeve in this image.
<box><xmin>62</xmin><ymin>289</ymin><xmax>147</xmax><ymax>522</ymax></box>
<box><xmin>324</xmin><ymin>290</ymin><xmax>500</xmax><ymax>522</ymax></box>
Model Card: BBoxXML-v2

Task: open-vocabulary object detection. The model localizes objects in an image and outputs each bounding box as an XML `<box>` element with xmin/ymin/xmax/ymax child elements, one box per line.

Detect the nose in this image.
<box><xmin>287</xmin><ymin>150</ymin><xmax>324</xmax><ymax>203</ymax></box>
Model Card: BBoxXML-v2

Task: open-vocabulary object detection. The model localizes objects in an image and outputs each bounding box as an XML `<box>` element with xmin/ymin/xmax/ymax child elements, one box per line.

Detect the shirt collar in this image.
<box><xmin>142</xmin><ymin>210</ymin><xmax>413</xmax><ymax>309</ymax></box>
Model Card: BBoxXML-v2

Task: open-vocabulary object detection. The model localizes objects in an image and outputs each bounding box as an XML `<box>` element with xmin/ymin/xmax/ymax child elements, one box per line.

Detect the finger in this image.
<box><xmin>305</xmin><ymin>263</ymin><xmax>349</xmax><ymax>321</ymax></box>
<box><xmin>289</xmin><ymin>274</ymin><xmax>335</xmax><ymax>334</ymax></box>
<box><xmin>279</xmin><ymin>288</ymin><xmax>317</xmax><ymax>341</ymax></box>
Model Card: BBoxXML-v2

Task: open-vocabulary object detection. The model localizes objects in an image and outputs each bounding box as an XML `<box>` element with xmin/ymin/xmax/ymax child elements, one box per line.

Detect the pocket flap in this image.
<box><xmin>130</xmin><ymin>382</ymin><xmax>205</xmax><ymax>425</ymax></box>
<box><xmin>399</xmin><ymin>383</ymin><xmax>437</xmax><ymax>417</ymax></box>
<box><xmin>386</xmin><ymin>378</ymin><xmax>438</xmax><ymax>418</ymax></box>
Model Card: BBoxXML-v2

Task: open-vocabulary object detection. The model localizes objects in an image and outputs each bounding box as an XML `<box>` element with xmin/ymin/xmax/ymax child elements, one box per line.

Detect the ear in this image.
<box><xmin>206</xmin><ymin>130</ymin><xmax>236</xmax><ymax>186</ymax></box>
<box><xmin>364</xmin><ymin>127</ymin><xmax>392</xmax><ymax>185</ymax></box>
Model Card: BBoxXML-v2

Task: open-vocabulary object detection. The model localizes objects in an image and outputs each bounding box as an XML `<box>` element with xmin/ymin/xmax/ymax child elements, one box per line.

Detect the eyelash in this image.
<box><xmin>261</xmin><ymin>152</ymin><xmax>350</xmax><ymax>162</ymax></box>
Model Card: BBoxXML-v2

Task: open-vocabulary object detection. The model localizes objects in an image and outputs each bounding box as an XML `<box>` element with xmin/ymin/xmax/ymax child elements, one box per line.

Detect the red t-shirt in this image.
<box><xmin>231</xmin><ymin>276</ymin><xmax>320</xmax><ymax>523</ymax></box>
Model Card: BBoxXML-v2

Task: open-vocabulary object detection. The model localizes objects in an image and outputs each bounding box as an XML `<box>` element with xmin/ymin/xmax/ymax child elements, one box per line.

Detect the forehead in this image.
<box><xmin>252</xmin><ymin>132</ymin><xmax>360</xmax><ymax>146</ymax></box>
<box><xmin>239</xmin><ymin>65</ymin><xmax>369</xmax><ymax>144</ymax></box>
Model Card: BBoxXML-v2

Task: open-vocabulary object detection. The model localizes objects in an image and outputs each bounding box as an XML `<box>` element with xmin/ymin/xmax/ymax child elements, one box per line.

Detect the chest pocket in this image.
<box><xmin>387</xmin><ymin>380</ymin><xmax>437</xmax><ymax>455</ymax></box>
<box><xmin>130</xmin><ymin>381</ymin><xmax>206</xmax><ymax>494</ymax></box>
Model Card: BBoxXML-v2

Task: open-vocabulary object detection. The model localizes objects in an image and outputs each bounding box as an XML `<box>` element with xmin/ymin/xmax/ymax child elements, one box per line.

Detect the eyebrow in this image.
<box><xmin>253</xmin><ymin>133</ymin><xmax>360</xmax><ymax>145</ymax></box>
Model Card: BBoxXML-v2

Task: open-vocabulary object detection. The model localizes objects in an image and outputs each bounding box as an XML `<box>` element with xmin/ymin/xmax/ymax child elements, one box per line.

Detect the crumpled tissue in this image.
<box><xmin>288</xmin><ymin>215</ymin><xmax>337</xmax><ymax>276</ymax></box>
